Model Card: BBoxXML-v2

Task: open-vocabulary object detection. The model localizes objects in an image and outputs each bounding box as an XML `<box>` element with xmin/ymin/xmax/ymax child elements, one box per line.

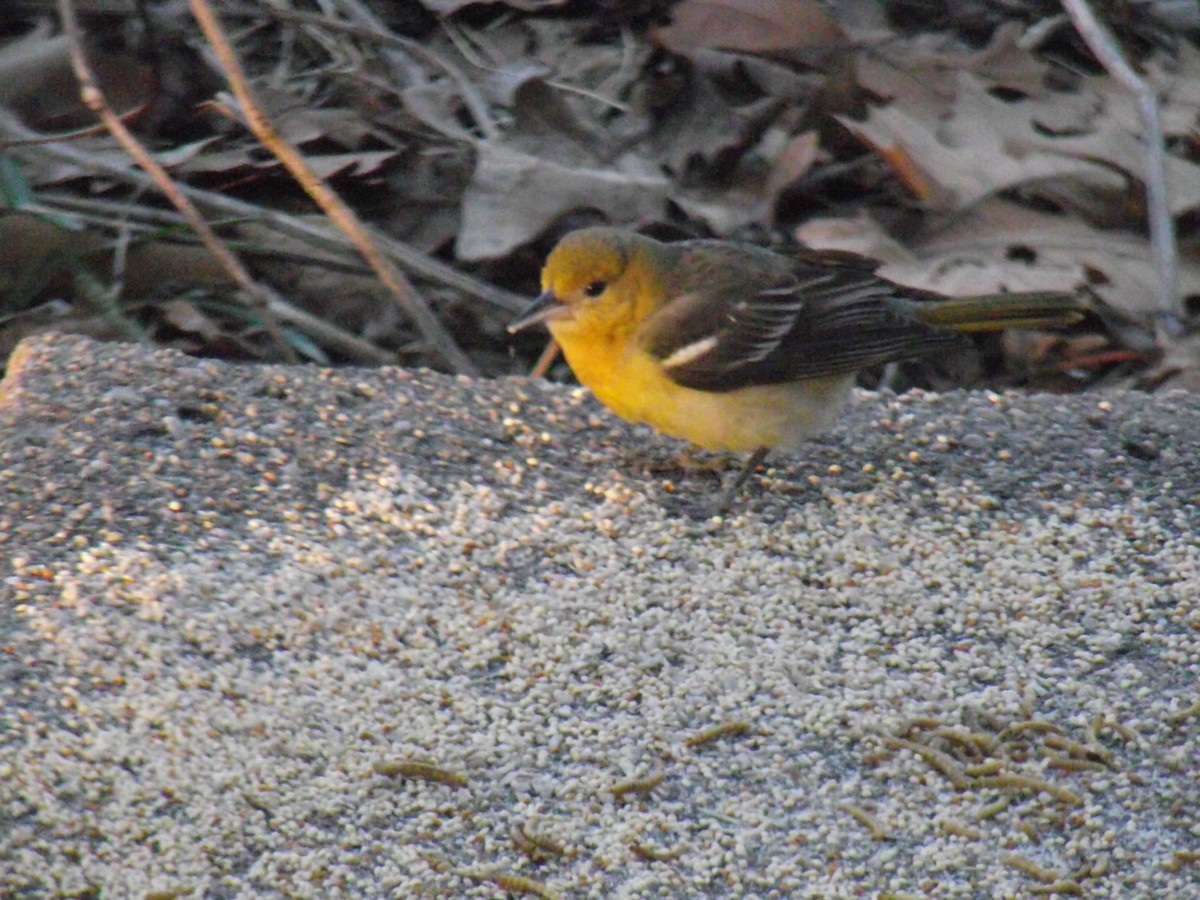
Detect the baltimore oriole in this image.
<box><xmin>510</xmin><ymin>227</ymin><xmax>1083</xmax><ymax>510</ymax></box>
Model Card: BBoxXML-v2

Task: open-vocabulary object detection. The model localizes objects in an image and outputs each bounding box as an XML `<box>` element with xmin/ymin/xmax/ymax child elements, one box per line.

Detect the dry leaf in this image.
<box><xmin>978</xmin><ymin>78</ymin><xmax>1200</xmax><ymax>216</ymax></box>
<box><xmin>850</xmin><ymin>61</ymin><xmax>1200</xmax><ymax>216</ymax></box>
<box><xmin>1105</xmin><ymin>43</ymin><xmax>1200</xmax><ymax>139</ymax></box>
<box><xmin>650</xmin><ymin>0</ymin><xmax>849</xmax><ymax>60</ymax></box>
<box><xmin>0</xmin><ymin>30</ymin><xmax>153</xmax><ymax>129</ymax></box>
<box><xmin>910</xmin><ymin>199</ymin><xmax>1198</xmax><ymax>336</ymax></box>
<box><xmin>416</xmin><ymin>0</ymin><xmax>569</xmax><ymax>13</ymax></box>
<box><xmin>161</xmin><ymin>299</ymin><xmax>220</xmax><ymax>341</ymax></box>
<box><xmin>838</xmin><ymin>74</ymin><xmax>1125</xmax><ymax>211</ymax></box>
<box><xmin>273</xmin><ymin>107</ymin><xmax>393</xmax><ymax>151</ymax></box>
<box><xmin>500</xmin><ymin>70</ymin><xmax>608</xmax><ymax>164</ymax></box>
<box><xmin>401</xmin><ymin>80</ymin><xmax>474</xmax><ymax>142</ymax></box>
<box><xmin>673</xmin><ymin>129</ymin><xmax>819</xmax><ymax>233</ymax></box>
<box><xmin>795</xmin><ymin>213</ymin><xmax>916</xmax><ymax>264</ymax></box>
<box><xmin>456</xmin><ymin>144</ymin><xmax>667</xmax><ymax>260</ymax></box>
<box><xmin>647</xmin><ymin>89</ymin><xmax>783</xmax><ymax>177</ymax></box>
<box><xmin>797</xmin><ymin>205</ymin><xmax>1082</xmax><ymax>297</ymax></box>
<box><xmin>648</xmin><ymin>0</ymin><xmax>860</xmax><ymax>114</ymax></box>
<box><xmin>855</xmin><ymin>23</ymin><xmax>1052</xmax><ymax>121</ymax></box>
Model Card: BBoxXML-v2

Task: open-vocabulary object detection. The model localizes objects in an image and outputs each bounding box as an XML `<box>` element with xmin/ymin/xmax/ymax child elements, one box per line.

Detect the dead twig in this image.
<box><xmin>57</xmin><ymin>0</ymin><xmax>298</xmax><ymax>362</ymax></box>
<box><xmin>530</xmin><ymin>338</ymin><xmax>560</xmax><ymax>379</ymax></box>
<box><xmin>1061</xmin><ymin>0</ymin><xmax>1180</xmax><ymax>345</ymax></box>
<box><xmin>189</xmin><ymin>0</ymin><xmax>478</xmax><ymax>374</ymax></box>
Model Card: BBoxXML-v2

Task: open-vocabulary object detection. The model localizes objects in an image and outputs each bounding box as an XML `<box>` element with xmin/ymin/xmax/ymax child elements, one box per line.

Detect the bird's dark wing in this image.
<box><xmin>639</xmin><ymin>241</ymin><xmax>966</xmax><ymax>393</ymax></box>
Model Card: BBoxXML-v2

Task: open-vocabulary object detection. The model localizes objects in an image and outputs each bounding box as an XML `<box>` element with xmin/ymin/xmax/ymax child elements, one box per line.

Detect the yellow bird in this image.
<box><xmin>510</xmin><ymin>227</ymin><xmax>1083</xmax><ymax>509</ymax></box>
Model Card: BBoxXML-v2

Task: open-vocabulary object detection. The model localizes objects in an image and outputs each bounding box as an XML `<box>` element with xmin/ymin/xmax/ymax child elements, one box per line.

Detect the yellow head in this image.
<box><xmin>508</xmin><ymin>228</ymin><xmax>662</xmax><ymax>341</ymax></box>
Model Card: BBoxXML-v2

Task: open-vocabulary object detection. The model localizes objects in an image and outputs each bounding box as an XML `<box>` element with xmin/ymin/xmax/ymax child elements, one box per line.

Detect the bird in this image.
<box><xmin>509</xmin><ymin>226</ymin><xmax>1084</xmax><ymax>512</ymax></box>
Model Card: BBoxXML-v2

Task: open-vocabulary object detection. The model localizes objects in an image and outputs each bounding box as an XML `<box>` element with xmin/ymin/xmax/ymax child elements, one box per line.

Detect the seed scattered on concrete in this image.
<box><xmin>611</xmin><ymin>771</ymin><xmax>667</xmax><ymax>801</ymax></box>
<box><xmin>684</xmin><ymin>721</ymin><xmax>754</xmax><ymax>749</ymax></box>
<box><xmin>372</xmin><ymin>760</ymin><xmax>469</xmax><ymax>788</ymax></box>
<box><xmin>839</xmin><ymin>803</ymin><xmax>892</xmax><ymax>841</ymax></box>
<box><xmin>1</xmin><ymin>334</ymin><xmax>1197</xmax><ymax>897</ymax></box>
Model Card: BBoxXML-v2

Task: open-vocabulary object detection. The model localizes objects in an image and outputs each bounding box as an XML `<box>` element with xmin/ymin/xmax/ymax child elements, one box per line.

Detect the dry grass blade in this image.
<box><xmin>188</xmin><ymin>0</ymin><xmax>477</xmax><ymax>374</ymax></box>
<box><xmin>56</xmin><ymin>0</ymin><xmax>297</xmax><ymax>362</ymax></box>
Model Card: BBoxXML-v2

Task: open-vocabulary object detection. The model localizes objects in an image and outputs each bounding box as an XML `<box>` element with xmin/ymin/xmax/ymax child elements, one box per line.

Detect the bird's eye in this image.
<box><xmin>584</xmin><ymin>280</ymin><xmax>607</xmax><ymax>298</ymax></box>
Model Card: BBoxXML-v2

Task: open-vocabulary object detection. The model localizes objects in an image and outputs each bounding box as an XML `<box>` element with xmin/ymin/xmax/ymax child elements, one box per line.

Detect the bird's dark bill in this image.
<box><xmin>507</xmin><ymin>291</ymin><xmax>571</xmax><ymax>333</ymax></box>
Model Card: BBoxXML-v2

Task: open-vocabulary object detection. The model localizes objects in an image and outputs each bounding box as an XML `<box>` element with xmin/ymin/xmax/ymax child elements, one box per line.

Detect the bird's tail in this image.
<box><xmin>914</xmin><ymin>292</ymin><xmax>1085</xmax><ymax>332</ymax></box>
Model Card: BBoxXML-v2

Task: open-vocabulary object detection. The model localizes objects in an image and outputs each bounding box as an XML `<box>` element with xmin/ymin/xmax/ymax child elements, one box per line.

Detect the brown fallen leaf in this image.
<box><xmin>839</xmin><ymin>74</ymin><xmax>1123</xmax><ymax>212</ymax></box>
<box><xmin>907</xmin><ymin>198</ymin><xmax>1196</xmax><ymax>343</ymax></box>
<box><xmin>855</xmin><ymin>22</ymin><xmax>1052</xmax><ymax>121</ymax></box>
<box><xmin>160</xmin><ymin>298</ymin><xmax>221</xmax><ymax>342</ymax></box>
<box><xmin>455</xmin><ymin>144</ymin><xmax>668</xmax><ymax>260</ymax></box>
<box><xmin>649</xmin><ymin>0</ymin><xmax>849</xmax><ymax>61</ymax></box>
<box><xmin>416</xmin><ymin>0</ymin><xmax>569</xmax><ymax>13</ymax></box>
<box><xmin>635</xmin><ymin>66</ymin><xmax>786</xmax><ymax>176</ymax></box>
<box><xmin>795</xmin><ymin>213</ymin><xmax>921</xmax><ymax>265</ymax></box>
<box><xmin>672</xmin><ymin>129</ymin><xmax>820</xmax><ymax>233</ymax></box>
<box><xmin>0</xmin><ymin>31</ymin><xmax>153</xmax><ymax>130</ymax></box>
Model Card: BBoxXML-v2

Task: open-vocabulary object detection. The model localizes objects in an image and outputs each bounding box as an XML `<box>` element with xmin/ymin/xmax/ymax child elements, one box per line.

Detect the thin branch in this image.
<box><xmin>1060</xmin><ymin>0</ymin><xmax>1180</xmax><ymax>345</ymax></box>
<box><xmin>188</xmin><ymin>0</ymin><xmax>478</xmax><ymax>375</ymax></box>
<box><xmin>56</xmin><ymin>0</ymin><xmax>298</xmax><ymax>362</ymax></box>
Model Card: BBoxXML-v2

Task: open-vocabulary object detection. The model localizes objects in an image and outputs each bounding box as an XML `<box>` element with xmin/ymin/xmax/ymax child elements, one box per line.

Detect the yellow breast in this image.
<box><xmin>551</xmin><ymin>324</ymin><xmax>854</xmax><ymax>453</ymax></box>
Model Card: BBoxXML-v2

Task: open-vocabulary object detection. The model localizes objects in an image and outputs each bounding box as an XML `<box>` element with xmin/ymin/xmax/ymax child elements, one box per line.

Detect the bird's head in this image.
<box><xmin>509</xmin><ymin>228</ymin><xmax>648</xmax><ymax>338</ymax></box>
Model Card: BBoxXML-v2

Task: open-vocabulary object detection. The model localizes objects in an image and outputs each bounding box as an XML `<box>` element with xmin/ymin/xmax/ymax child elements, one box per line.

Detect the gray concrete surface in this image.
<box><xmin>0</xmin><ymin>333</ymin><xmax>1197</xmax><ymax>897</ymax></box>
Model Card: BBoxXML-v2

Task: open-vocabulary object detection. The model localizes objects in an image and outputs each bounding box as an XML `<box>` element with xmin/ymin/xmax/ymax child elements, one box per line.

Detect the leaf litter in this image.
<box><xmin>0</xmin><ymin>0</ymin><xmax>1195</xmax><ymax>387</ymax></box>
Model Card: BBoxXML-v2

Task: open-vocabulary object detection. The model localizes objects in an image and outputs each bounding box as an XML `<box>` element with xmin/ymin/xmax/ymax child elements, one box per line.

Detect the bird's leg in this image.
<box><xmin>669</xmin><ymin>448</ymin><xmax>728</xmax><ymax>473</ymax></box>
<box><xmin>711</xmin><ymin>446</ymin><xmax>770</xmax><ymax>514</ymax></box>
